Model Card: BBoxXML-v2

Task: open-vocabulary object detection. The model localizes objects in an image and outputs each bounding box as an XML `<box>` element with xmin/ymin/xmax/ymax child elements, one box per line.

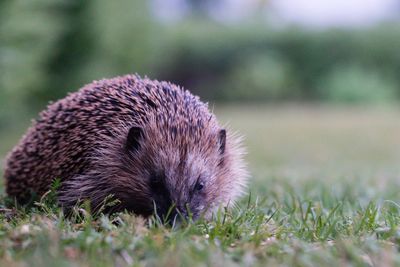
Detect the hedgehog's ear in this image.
<box><xmin>218</xmin><ymin>129</ymin><xmax>226</xmax><ymax>155</ymax></box>
<box><xmin>126</xmin><ymin>126</ymin><xmax>143</xmax><ymax>152</ymax></box>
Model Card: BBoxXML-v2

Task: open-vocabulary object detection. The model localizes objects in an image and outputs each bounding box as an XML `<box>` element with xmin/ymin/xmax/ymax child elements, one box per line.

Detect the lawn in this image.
<box><xmin>1</xmin><ymin>105</ymin><xmax>400</xmax><ymax>266</ymax></box>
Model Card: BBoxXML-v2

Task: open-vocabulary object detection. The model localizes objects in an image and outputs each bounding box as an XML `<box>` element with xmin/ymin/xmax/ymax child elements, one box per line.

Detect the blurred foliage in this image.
<box><xmin>1</xmin><ymin>0</ymin><xmax>400</xmax><ymax>123</ymax></box>
<box><xmin>217</xmin><ymin>53</ymin><xmax>294</xmax><ymax>101</ymax></box>
<box><xmin>317</xmin><ymin>64</ymin><xmax>397</xmax><ymax>103</ymax></box>
<box><xmin>163</xmin><ymin>24</ymin><xmax>400</xmax><ymax>102</ymax></box>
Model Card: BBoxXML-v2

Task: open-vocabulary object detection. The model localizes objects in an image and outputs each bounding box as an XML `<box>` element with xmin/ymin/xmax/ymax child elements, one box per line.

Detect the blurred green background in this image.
<box><xmin>1</xmin><ymin>0</ymin><xmax>400</xmax><ymax>180</ymax></box>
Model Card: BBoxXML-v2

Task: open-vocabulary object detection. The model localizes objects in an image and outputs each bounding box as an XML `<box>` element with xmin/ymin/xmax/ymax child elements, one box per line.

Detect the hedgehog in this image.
<box><xmin>4</xmin><ymin>74</ymin><xmax>248</xmax><ymax>220</ymax></box>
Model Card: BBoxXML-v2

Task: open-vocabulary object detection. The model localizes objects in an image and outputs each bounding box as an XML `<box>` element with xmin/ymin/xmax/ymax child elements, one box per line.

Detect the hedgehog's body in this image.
<box><xmin>4</xmin><ymin>75</ymin><xmax>247</xmax><ymax>219</ymax></box>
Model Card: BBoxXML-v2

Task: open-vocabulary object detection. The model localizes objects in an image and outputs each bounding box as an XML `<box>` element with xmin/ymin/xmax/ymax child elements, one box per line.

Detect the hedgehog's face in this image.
<box><xmin>148</xmin><ymin>168</ymin><xmax>208</xmax><ymax>222</ymax></box>
<box><xmin>125</xmin><ymin>126</ymin><xmax>229</xmax><ymax>221</ymax></box>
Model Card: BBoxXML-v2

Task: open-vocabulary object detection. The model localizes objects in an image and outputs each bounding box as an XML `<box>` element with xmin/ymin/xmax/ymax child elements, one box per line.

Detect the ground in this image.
<box><xmin>1</xmin><ymin>105</ymin><xmax>400</xmax><ymax>266</ymax></box>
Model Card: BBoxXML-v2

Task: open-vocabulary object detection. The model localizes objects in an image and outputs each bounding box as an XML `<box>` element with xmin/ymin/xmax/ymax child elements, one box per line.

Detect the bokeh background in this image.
<box><xmin>1</xmin><ymin>0</ymin><xmax>400</xmax><ymax>190</ymax></box>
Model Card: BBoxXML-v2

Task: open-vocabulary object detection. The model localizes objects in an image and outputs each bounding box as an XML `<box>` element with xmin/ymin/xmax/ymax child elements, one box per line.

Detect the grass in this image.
<box><xmin>1</xmin><ymin>105</ymin><xmax>400</xmax><ymax>266</ymax></box>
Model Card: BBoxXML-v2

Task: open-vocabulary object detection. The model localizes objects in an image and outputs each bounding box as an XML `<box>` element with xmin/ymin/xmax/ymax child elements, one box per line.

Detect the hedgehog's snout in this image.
<box><xmin>154</xmin><ymin>202</ymin><xmax>191</xmax><ymax>224</ymax></box>
<box><xmin>152</xmin><ymin>193</ymin><xmax>195</xmax><ymax>222</ymax></box>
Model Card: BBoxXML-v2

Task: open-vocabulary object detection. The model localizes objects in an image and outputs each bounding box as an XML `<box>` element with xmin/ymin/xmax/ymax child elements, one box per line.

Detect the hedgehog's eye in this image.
<box><xmin>194</xmin><ymin>181</ymin><xmax>204</xmax><ymax>192</ymax></box>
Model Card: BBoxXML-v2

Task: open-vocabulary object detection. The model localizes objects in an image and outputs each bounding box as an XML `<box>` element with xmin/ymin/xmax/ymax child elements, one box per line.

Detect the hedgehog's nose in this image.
<box><xmin>154</xmin><ymin>203</ymin><xmax>190</xmax><ymax>224</ymax></box>
<box><xmin>176</xmin><ymin>206</ymin><xmax>189</xmax><ymax>218</ymax></box>
<box><xmin>154</xmin><ymin>201</ymin><xmax>172</xmax><ymax>217</ymax></box>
